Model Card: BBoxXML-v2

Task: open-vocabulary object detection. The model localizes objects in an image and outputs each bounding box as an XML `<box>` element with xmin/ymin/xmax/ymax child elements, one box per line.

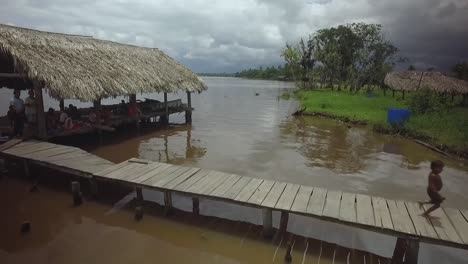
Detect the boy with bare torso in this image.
<box><xmin>419</xmin><ymin>160</ymin><xmax>445</xmax><ymax>216</ymax></box>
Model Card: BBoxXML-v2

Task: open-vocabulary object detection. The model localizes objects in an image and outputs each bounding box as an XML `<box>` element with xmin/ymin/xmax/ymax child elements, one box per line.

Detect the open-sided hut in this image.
<box><xmin>0</xmin><ymin>24</ymin><xmax>207</xmax><ymax>139</ymax></box>
<box><xmin>385</xmin><ymin>71</ymin><xmax>468</xmax><ymax>95</ymax></box>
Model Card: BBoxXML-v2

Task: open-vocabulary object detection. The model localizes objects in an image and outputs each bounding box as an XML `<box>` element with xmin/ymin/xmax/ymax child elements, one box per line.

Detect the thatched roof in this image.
<box><xmin>0</xmin><ymin>24</ymin><xmax>207</xmax><ymax>101</ymax></box>
<box><xmin>385</xmin><ymin>71</ymin><xmax>468</xmax><ymax>94</ymax></box>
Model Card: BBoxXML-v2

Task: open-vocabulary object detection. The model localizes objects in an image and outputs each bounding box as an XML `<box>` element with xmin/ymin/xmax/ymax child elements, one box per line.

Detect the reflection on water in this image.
<box><xmin>2</xmin><ymin>77</ymin><xmax>468</xmax><ymax>263</ymax></box>
<box><xmin>1</xmin><ymin>176</ymin><xmax>387</xmax><ymax>264</ymax></box>
<box><xmin>76</xmin><ymin>77</ymin><xmax>467</xmax><ymax>208</ymax></box>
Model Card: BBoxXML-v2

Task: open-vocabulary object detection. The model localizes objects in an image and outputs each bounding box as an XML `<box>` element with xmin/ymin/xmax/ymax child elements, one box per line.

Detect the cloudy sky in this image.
<box><xmin>1</xmin><ymin>0</ymin><xmax>467</xmax><ymax>73</ymax></box>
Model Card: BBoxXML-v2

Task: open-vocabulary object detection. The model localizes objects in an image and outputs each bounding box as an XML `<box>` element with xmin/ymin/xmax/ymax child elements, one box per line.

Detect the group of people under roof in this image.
<box><xmin>7</xmin><ymin>90</ymin><xmax>142</xmax><ymax>138</ymax></box>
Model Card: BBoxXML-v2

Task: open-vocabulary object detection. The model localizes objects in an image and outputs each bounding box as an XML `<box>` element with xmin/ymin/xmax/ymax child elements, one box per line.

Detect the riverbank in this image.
<box><xmin>294</xmin><ymin>90</ymin><xmax>468</xmax><ymax>158</ymax></box>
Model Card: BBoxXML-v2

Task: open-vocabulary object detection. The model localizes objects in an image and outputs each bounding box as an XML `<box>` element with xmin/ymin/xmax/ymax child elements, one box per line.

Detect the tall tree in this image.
<box><xmin>452</xmin><ymin>62</ymin><xmax>468</xmax><ymax>81</ymax></box>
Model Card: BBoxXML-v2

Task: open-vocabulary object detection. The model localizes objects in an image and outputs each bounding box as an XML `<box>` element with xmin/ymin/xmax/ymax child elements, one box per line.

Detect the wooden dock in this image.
<box><xmin>1</xmin><ymin>140</ymin><xmax>114</xmax><ymax>177</ymax></box>
<box><xmin>2</xmin><ymin>140</ymin><xmax>468</xmax><ymax>263</ymax></box>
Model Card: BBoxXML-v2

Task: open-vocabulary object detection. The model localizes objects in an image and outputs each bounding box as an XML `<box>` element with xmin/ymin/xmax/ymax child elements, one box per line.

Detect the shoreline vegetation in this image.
<box><xmin>291</xmin><ymin>89</ymin><xmax>468</xmax><ymax>158</ymax></box>
<box><xmin>198</xmin><ymin>65</ymin><xmax>293</xmax><ymax>81</ymax></box>
<box><xmin>201</xmin><ymin>22</ymin><xmax>468</xmax><ymax>158</ymax></box>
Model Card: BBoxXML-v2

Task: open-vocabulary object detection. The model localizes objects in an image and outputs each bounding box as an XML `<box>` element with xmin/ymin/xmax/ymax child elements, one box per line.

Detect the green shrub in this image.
<box><xmin>407</xmin><ymin>89</ymin><xmax>453</xmax><ymax>114</ymax></box>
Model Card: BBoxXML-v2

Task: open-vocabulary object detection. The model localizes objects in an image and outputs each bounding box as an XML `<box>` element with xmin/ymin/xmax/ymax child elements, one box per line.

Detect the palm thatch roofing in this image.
<box><xmin>385</xmin><ymin>71</ymin><xmax>468</xmax><ymax>94</ymax></box>
<box><xmin>0</xmin><ymin>24</ymin><xmax>207</xmax><ymax>101</ymax></box>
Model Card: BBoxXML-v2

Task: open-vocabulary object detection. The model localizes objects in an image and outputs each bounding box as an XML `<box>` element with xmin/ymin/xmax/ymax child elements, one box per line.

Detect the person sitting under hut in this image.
<box><xmin>68</xmin><ymin>104</ymin><xmax>81</xmax><ymax>120</ymax></box>
<box><xmin>59</xmin><ymin>108</ymin><xmax>74</xmax><ymax>130</ymax></box>
<box><xmin>24</xmin><ymin>90</ymin><xmax>37</xmax><ymax>125</ymax></box>
<box><xmin>9</xmin><ymin>89</ymin><xmax>25</xmax><ymax>137</ymax></box>
<box><xmin>46</xmin><ymin>108</ymin><xmax>57</xmax><ymax>132</ymax></box>
<box><xmin>119</xmin><ymin>100</ymin><xmax>128</xmax><ymax>115</ymax></box>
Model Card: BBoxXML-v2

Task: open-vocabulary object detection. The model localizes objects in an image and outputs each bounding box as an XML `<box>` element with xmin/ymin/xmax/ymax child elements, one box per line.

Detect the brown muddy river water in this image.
<box><xmin>1</xmin><ymin>77</ymin><xmax>468</xmax><ymax>263</ymax></box>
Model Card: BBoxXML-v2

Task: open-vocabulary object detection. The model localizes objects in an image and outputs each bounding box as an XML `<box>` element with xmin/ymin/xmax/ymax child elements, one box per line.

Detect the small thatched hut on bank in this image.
<box><xmin>384</xmin><ymin>71</ymin><xmax>468</xmax><ymax>95</ymax></box>
<box><xmin>0</xmin><ymin>24</ymin><xmax>207</xmax><ymax>138</ymax></box>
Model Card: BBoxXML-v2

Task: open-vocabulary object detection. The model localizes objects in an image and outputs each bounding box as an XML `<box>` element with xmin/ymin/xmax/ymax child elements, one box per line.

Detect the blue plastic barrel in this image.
<box><xmin>387</xmin><ymin>109</ymin><xmax>411</xmax><ymax>125</ymax></box>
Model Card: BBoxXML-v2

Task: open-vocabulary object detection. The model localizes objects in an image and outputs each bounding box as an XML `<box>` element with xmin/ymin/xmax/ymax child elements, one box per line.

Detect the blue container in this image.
<box><xmin>387</xmin><ymin>109</ymin><xmax>411</xmax><ymax>125</ymax></box>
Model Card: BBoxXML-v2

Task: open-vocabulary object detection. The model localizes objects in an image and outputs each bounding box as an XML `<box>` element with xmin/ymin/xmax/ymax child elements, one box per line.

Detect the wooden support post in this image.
<box><xmin>404</xmin><ymin>238</ymin><xmax>419</xmax><ymax>264</ymax></box>
<box><xmin>262</xmin><ymin>208</ymin><xmax>273</xmax><ymax>238</ymax></box>
<box><xmin>163</xmin><ymin>92</ymin><xmax>169</xmax><ymax>124</ymax></box>
<box><xmin>129</xmin><ymin>94</ymin><xmax>139</xmax><ymax>129</ymax></box>
<box><xmin>402</xmin><ymin>91</ymin><xmax>405</xmax><ymax>100</ymax></box>
<box><xmin>23</xmin><ymin>160</ymin><xmax>30</xmax><ymax>178</ymax></box>
<box><xmin>34</xmin><ymin>85</ymin><xmax>47</xmax><ymax>140</ymax></box>
<box><xmin>185</xmin><ymin>91</ymin><xmax>192</xmax><ymax>124</ymax></box>
<box><xmin>93</xmin><ymin>99</ymin><xmax>102</xmax><ymax>134</ymax></box>
<box><xmin>164</xmin><ymin>191</ymin><xmax>172</xmax><ymax>215</ymax></box>
<box><xmin>284</xmin><ymin>241</ymin><xmax>292</xmax><ymax>263</ymax></box>
<box><xmin>192</xmin><ymin>197</ymin><xmax>200</xmax><ymax>215</ymax></box>
<box><xmin>279</xmin><ymin>211</ymin><xmax>289</xmax><ymax>233</ymax></box>
<box><xmin>71</xmin><ymin>181</ymin><xmax>83</xmax><ymax>206</ymax></box>
<box><xmin>89</xmin><ymin>179</ymin><xmax>99</xmax><ymax>197</ymax></box>
<box><xmin>136</xmin><ymin>187</ymin><xmax>143</xmax><ymax>202</ymax></box>
<box><xmin>391</xmin><ymin>237</ymin><xmax>407</xmax><ymax>264</ymax></box>
<box><xmin>59</xmin><ymin>99</ymin><xmax>65</xmax><ymax>111</ymax></box>
<box><xmin>135</xmin><ymin>206</ymin><xmax>144</xmax><ymax>221</ymax></box>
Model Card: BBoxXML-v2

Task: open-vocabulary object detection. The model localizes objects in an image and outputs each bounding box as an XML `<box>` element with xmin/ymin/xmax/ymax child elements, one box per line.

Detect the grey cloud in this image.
<box><xmin>0</xmin><ymin>0</ymin><xmax>467</xmax><ymax>73</ymax></box>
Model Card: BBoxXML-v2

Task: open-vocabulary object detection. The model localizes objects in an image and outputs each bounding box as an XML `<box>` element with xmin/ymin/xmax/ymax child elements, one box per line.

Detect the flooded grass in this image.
<box><xmin>297</xmin><ymin>89</ymin><xmax>468</xmax><ymax>156</ymax></box>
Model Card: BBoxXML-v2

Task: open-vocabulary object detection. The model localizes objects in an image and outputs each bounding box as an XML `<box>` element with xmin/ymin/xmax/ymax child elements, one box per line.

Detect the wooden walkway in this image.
<box><xmin>0</xmin><ymin>140</ymin><xmax>114</xmax><ymax>177</ymax></box>
<box><xmin>92</xmin><ymin>158</ymin><xmax>468</xmax><ymax>250</ymax></box>
<box><xmin>2</xmin><ymin>139</ymin><xmax>468</xmax><ymax>260</ymax></box>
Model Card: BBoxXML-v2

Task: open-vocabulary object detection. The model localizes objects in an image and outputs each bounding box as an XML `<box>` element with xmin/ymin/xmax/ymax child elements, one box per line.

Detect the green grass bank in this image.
<box><xmin>295</xmin><ymin>90</ymin><xmax>468</xmax><ymax>157</ymax></box>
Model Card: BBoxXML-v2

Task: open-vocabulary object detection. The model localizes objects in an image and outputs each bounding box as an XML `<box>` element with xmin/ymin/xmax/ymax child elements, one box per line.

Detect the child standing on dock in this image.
<box><xmin>419</xmin><ymin>160</ymin><xmax>445</xmax><ymax>216</ymax></box>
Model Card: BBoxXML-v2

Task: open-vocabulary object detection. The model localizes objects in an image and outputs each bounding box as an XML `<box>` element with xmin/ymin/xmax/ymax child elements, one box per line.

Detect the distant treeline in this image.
<box><xmin>198</xmin><ymin>65</ymin><xmax>293</xmax><ymax>81</ymax></box>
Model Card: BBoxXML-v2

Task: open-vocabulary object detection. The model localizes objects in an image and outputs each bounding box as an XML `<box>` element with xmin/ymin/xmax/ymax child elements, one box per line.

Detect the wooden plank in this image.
<box><xmin>28</xmin><ymin>146</ymin><xmax>79</xmax><ymax>160</ymax></box>
<box><xmin>247</xmin><ymin>180</ymin><xmax>275</xmax><ymax>205</ymax></box>
<box><xmin>387</xmin><ymin>200</ymin><xmax>416</xmax><ymax>234</ymax></box>
<box><xmin>22</xmin><ymin>145</ymin><xmax>70</xmax><ymax>159</ymax></box>
<box><xmin>3</xmin><ymin>140</ymin><xmax>40</xmax><ymax>151</ymax></box>
<box><xmin>198</xmin><ymin>172</ymin><xmax>231</xmax><ymax>195</ymax></box>
<box><xmin>221</xmin><ymin>177</ymin><xmax>252</xmax><ymax>200</ymax></box>
<box><xmin>94</xmin><ymin>161</ymin><xmax>131</xmax><ymax>177</ymax></box>
<box><xmin>181</xmin><ymin>170</ymin><xmax>218</xmax><ymax>193</ymax></box>
<box><xmin>174</xmin><ymin>169</ymin><xmax>212</xmax><ymax>191</ymax></box>
<box><xmin>307</xmin><ymin>188</ymin><xmax>327</xmax><ymax>216</ymax></box>
<box><xmin>339</xmin><ymin>192</ymin><xmax>356</xmax><ymax>223</ymax></box>
<box><xmin>50</xmin><ymin>154</ymin><xmax>94</xmax><ymax>166</ymax></box>
<box><xmin>120</xmin><ymin>162</ymin><xmax>164</xmax><ymax>181</ymax></box>
<box><xmin>185</xmin><ymin>171</ymin><xmax>227</xmax><ymax>195</ymax></box>
<box><xmin>275</xmin><ymin>183</ymin><xmax>300</xmax><ymax>211</ymax></box>
<box><xmin>163</xmin><ymin>168</ymin><xmax>201</xmax><ymax>189</ymax></box>
<box><xmin>4</xmin><ymin>142</ymin><xmax>58</xmax><ymax>156</ymax></box>
<box><xmin>424</xmin><ymin>205</ymin><xmax>462</xmax><ymax>243</ymax></box>
<box><xmin>128</xmin><ymin>158</ymin><xmax>152</xmax><ymax>164</ymax></box>
<box><xmin>322</xmin><ymin>191</ymin><xmax>342</xmax><ymax>219</ymax></box>
<box><xmin>356</xmin><ymin>194</ymin><xmax>375</xmax><ymax>226</ymax></box>
<box><xmin>261</xmin><ymin>182</ymin><xmax>287</xmax><ymax>208</ymax></box>
<box><xmin>85</xmin><ymin>164</ymin><xmax>114</xmax><ymax>174</ymax></box>
<box><xmin>372</xmin><ymin>197</ymin><xmax>393</xmax><ymax>229</ymax></box>
<box><xmin>210</xmin><ymin>174</ymin><xmax>241</xmax><ymax>197</ymax></box>
<box><xmin>151</xmin><ymin>166</ymin><xmax>192</xmax><ymax>188</ymax></box>
<box><xmin>131</xmin><ymin>163</ymin><xmax>173</xmax><ymax>183</ymax></box>
<box><xmin>405</xmin><ymin>202</ymin><xmax>438</xmax><ymax>238</ymax></box>
<box><xmin>444</xmin><ymin>208</ymin><xmax>468</xmax><ymax>244</ymax></box>
<box><xmin>102</xmin><ymin>163</ymin><xmax>142</xmax><ymax>180</ymax></box>
<box><xmin>142</xmin><ymin>165</ymin><xmax>182</xmax><ymax>186</ymax></box>
<box><xmin>64</xmin><ymin>156</ymin><xmax>110</xmax><ymax>166</ymax></box>
<box><xmin>290</xmin><ymin>185</ymin><xmax>313</xmax><ymax>213</ymax></box>
<box><xmin>5</xmin><ymin>142</ymin><xmax>57</xmax><ymax>154</ymax></box>
<box><xmin>0</xmin><ymin>138</ymin><xmax>23</xmax><ymax>152</ymax></box>
<box><xmin>42</xmin><ymin>150</ymin><xmax>89</xmax><ymax>162</ymax></box>
<box><xmin>234</xmin><ymin>178</ymin><xmax>263</xmax><ymax>203</ymax></box>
